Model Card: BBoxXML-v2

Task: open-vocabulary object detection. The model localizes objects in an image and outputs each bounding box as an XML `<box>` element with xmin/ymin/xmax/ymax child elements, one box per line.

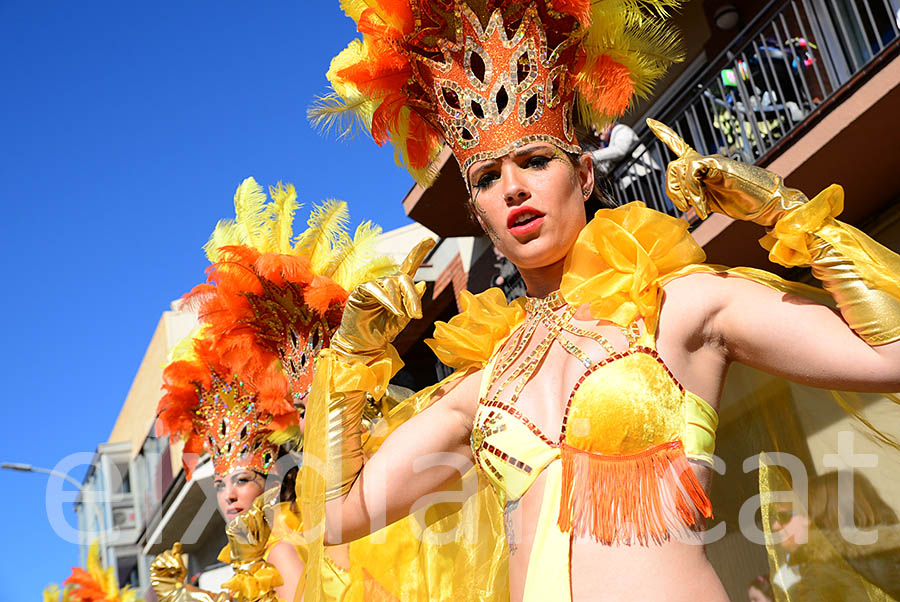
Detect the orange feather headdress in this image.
<box><xmin>42</xmin><ymin>541</ymin><xmax>143</xmax><ymax>602</ymax></box>
<box><xmin>311</xmin><ymin>0</ymin><xmax>684</xmax><ymax>185</ymax></box>
<box><xmin>156</xmin><ymin>178</ymin><xmax>396</xmax><ymax>478</ymax></box>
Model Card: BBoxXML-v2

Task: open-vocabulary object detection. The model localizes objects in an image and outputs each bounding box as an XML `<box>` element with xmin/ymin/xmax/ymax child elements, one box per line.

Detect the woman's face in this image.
<box><xmin>771</xmin><ymin>503</ymin><xmax>809</xmax><ymax>553</ymax></box>
<box><xmin>466</xmin><ymin>143</ymin><xmax>592</xmax><ymax>272</ymax></box>
<box><xmin>214</xmin><ymin>467</ymin><xmax>266</xmax><ymax>521</ymax></box>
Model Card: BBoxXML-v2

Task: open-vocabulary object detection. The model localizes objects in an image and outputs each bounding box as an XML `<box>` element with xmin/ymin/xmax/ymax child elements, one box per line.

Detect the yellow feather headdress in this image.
<box><xmin>158</xmin><ymin>177</ymin><xmax>398</xmax><ymax>460</ymax></box>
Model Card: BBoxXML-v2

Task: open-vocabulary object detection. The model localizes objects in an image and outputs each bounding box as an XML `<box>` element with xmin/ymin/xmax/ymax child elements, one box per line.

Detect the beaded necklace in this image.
<box><xmin>485</xmin><ymin>291</ymin><xmax>640</xmax><ymax>406</ymax></box>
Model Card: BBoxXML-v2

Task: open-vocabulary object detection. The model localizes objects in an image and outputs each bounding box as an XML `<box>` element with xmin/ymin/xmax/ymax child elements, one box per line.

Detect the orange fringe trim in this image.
<box><xmin>558</xmin><ymin>440</ymin><xmax>712</xmax><ymax>545</ymax></box>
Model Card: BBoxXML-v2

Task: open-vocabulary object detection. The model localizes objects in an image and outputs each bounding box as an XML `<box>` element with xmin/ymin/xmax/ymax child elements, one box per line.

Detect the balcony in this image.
<box><xmin>606</xmin><ymin>0</ymin><xmax>900</xmax><ymax>223</ymax></box>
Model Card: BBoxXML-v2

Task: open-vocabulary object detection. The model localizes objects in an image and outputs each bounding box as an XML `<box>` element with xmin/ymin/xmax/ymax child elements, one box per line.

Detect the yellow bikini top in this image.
<box><xmin>471</xmin><ymin>327</ymin><xmax>719</xmax><ymax>505</ymax></box>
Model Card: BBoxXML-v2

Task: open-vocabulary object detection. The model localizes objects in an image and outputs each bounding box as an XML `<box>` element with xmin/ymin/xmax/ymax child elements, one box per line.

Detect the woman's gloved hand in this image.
<box><xmin>330</xmin><ymin>238</ymin><xmax>435</xmax><ymax>364</ymax></box>
<box><xmin>150</xmin><ymin>542</ymin><xmax>228</xmax><ymax>602</ymax></box>
<box><xmin>647</xmin><ymin>118</ymin><xmax>806</xmax><ymax>225</ymax></box>
<box><xmin>225</xmin><ymin>488</ymin><xmax>278</xmax><ymax>562</ymax></box>
<box><xmin>320</xmin><ymin>238</ymin><xmax>434</xmax><ymax>499</ymax></box>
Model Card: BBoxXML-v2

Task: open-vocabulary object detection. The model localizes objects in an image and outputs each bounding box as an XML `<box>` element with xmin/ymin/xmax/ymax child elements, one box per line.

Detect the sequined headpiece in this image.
<box><xmin>156</xmin><ymin>178</ymin><xmax>397</xmax><ymax>477</ymax></box>
<box><xmin>195</xmin><ymin>373</ymin><xmax>278</xmax><ymax>476</ymax></box>
<box><xmin>312</xmin><ymin>0</ymin><xmax>683</xmax><ymax>185</ymax></box>
<box><xmin>157</xmin><ymin>334</ymin><xmax>293</xmax><ymax>479</ymax></box>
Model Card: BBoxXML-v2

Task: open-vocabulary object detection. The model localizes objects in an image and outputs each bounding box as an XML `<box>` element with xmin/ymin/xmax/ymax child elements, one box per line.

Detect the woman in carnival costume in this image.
<box><xmin>298</xmin><ymin>1</ymin><xmax>900</xmax><ymax>601</ymax></box>
<box><xmin>151</xmin><ymin>177</ymin><xmax>400</xmax><ymax>602</ymax></box>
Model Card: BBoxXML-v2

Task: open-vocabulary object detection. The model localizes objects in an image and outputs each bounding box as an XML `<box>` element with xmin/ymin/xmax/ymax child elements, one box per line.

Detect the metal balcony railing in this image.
<box><xmin>602</xmin><ymin>0</ymin><xmax>900</xmax><ymax>222</ymax></box>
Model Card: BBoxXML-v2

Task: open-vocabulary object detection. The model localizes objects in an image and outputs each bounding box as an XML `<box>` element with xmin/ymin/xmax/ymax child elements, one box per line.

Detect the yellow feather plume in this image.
<box><xmin>308</xmin><ymin>91</ymin><xmax>376</xmax><ymax>140</ymax></box>
<box><xmin>576</xmin><ymin>0</ymin><xmax>685</xmax><ymax>129</ymax></box>
<box><xmin>233</xmin><ymin>177</ymin><xmax>272</xmax><ymax>253</ymax></box>
<box><xmin>294</xmin><ymin>199</ymin><xmax>351</xmax><ymax>274</ymax></box>
<box><xmin>339</xmin><ymin>0</ymin><xmax>369</xmax><ymax>22</ymax></box>
<box><xmin>203</xmin><ymin>218</ymin><xmax>242</xmax><ymax>262</ymax></box>
<box><xmin>204</xmin><ymin>179</ymin><xmax>398</xmax><ymax>284</ymax></box>
<box><xmin>328</xmin><ymin>221</ymin><xmax>382</xmax><ymax>289</ymax></box>
<box><xmin>393</xmin><ymin>106</ymin><xmax>444</xmax><ymax>188</ymax></box>
<box><xmin>308</xmin><ymin>39</ymin><xmax>378</xmax><ymax>141</ymax></box>
<box><xmin>205</xmin><ymin>178</ymin><xmax>305</xmax><ymax>261</ymax></box>
<box><xmin>269</xmin><ymin>182</ymin><xmax>299</xmax><ymax>254</ymax></box>
<box><xmin>269</xmin><ymin>424</ymin><xmax>302</xmax><ymax>446</ymax></box>
<box><xmin>44</xmin><ymin>541</ymin><xmax>143</xmax><ymax>602</ymax></box>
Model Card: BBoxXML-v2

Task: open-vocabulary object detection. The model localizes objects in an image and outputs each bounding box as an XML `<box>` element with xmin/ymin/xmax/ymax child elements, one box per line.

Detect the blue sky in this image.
<box><xmin>0</xmin><ymin>3</ymin><xmax>416</xmax><ymax>599</ymax></box>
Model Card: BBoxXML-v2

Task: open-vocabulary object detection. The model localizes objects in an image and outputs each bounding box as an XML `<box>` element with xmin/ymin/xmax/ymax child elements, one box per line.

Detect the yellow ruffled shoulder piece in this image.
<box><xmin>560</xmin><ymin>201</ymin><xmax>706</xmax><ymax>326</ymax></box>
<box><xmin>425</xmin><ymin>288</ymin><xmax>526</xmax><ymax>371</ymax></box>
<box><xmin>330</xmin><ymin>344</ymin><xmax>403</xmax><ymax>400</ymax></box>
<box><xmin>219</xmin><ymin>559</ymin><xmax>282</xmax><ymax>602</ymax></box>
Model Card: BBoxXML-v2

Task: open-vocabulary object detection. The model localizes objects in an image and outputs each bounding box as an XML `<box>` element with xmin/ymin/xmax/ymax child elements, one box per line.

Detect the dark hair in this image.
<box><xmin>279</xmin><ymin>465</ymin><xmax>298</xmax><ymax>505</ymax></box>
<box><xmin>748</xmin><ymin>575</ymin><xmax>774</xmax><ymax>600</ymax></box>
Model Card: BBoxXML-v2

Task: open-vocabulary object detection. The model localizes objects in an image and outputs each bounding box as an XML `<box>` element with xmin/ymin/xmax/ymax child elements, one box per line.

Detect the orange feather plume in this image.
<box><xmin>576</xmin><ymin>55</ymin><xmax>634</xmax><ymax>119</ymax></box>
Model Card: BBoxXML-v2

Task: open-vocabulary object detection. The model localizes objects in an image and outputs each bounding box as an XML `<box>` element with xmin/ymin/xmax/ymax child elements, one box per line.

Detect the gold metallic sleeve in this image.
<box><xmin>761</xmin><ymin>185</ymin><xmax>900</xmax><ymax>345</ymax></box>
<box><xmin>317</xmin><ymin>239</ymin><xmax>433</xmax><ymax>499</ymax></box>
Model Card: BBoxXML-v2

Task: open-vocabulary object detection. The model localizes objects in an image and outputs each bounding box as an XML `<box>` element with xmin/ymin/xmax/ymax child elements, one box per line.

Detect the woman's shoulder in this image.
<box><xmin>266</xmin><ymin>539</ymin><xmax>305</xmax><ymax>570</ymax></box>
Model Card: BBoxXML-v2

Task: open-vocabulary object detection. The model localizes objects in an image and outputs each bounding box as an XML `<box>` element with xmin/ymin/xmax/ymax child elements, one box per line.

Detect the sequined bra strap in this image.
<box><xmin>484</xmin><ymin>291</ymin><xmax>644</xmax><ymax>406</ymax></box>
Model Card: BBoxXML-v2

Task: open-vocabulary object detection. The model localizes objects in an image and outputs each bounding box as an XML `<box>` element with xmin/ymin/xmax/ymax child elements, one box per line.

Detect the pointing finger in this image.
<box><xmin>646</xmin><ymin>118</ymin><xmax>693</xmax><ymax>158</ymax></box>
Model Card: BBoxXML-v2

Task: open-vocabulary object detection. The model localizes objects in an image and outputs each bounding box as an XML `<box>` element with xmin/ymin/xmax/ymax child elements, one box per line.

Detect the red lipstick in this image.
<box><xmin>507</xmin><ymin>206</ymin><xmax>545</xmax><ymax>236</ymax></box>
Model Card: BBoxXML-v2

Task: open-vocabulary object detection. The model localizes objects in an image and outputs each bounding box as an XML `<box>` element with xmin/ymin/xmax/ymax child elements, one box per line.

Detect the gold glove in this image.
<box><xmin>649</xmin><ymin>119</ymin><xmax>900</xmax><ymax>346</ymax></box>
<box><xmin>330</xmin><ymin>238</ymin><xmax>435</xmax><ymax>364</ymax></box>
<box><xmin>324</xmin><ymin>238</ymin><xmax>434</xmax><ymax>498</ymax></box>
<box><xmin>647</xmin><ymin>118</ymin><xmax>806</xmax><ymax>224</ymax></box>
<box><xmin>225</xmin><ymin>488</ymin><xmax>278</xmax><ymax>562</ymax></box>
<box><xmin>150</xmin><ymin>542</ymin><xmax>229</xmax><ymax>602</ymax></box>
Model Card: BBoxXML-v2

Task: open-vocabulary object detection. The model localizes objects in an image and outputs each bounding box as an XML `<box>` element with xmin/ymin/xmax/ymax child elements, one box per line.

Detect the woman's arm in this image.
<box><xmin>267</xmin><ymin>541</ymin><xmax>306</xmax><ymax>602</ymax></box>
<box><xmin>324</xmin><ymin>370</ymin><xmax>480</xmax><ymax>543</ymax></box>
<box><xmin>649</xmin><ymin>119</ymin><xmax>900</xmax><ymax>394</ymax></box>
<box><xmin>660</xmin><ymin>272</ymin><xmax>900</xmax><ymax>398</ymax></box>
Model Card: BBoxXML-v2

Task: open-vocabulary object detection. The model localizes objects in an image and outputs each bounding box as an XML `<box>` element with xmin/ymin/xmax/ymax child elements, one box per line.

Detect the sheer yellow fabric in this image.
<box><xmin>216</xmin><ymin>543</ymin><xmax>282</xmax><ymax>602</ymax></box>
<box><xmin>300</xmin><ymin>351</ymin><xmax>509</xmax><ymax>602</ymax></box>
<box><xmin>758</xmin><ymin>451</ymin><xmax>900</xmax><ymax>602</ymax></box>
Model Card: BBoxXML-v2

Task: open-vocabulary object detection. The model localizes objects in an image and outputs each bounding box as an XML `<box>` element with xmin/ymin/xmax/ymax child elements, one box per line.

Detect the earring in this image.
<box><xmin>582</xmin><ymin>188</ymin><xmax>591</xmax><ymax>198</ymax></box>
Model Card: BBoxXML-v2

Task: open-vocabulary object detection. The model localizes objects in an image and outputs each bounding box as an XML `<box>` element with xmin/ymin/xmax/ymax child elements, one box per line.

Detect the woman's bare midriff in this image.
<box><xmin>505</xmin><ymin>464</ymin><xmax>727</xmax><ymax>602</ymax></box>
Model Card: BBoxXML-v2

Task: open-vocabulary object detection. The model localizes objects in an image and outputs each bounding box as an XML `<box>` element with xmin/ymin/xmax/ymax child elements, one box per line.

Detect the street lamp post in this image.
<box><xmin>2</xmin><ymin>461</ymin><xmax>107</xmax><ymax>566</ymax></box>
<box><xmin>2</xmin><ymin>462</ymin><xmax>84</xmax><ymax>488</ymax></box>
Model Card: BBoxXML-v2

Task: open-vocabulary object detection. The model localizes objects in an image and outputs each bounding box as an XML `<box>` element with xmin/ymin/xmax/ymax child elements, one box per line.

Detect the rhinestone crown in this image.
<box><xmin>194</xmin><ymin>374</ymin><xmax>278</xmax><ymax>476</ymax></box>
<box><xmin>409</xmin><ymin>3</ymin><xmax>582</xmax><ymax>173</ymax></box>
